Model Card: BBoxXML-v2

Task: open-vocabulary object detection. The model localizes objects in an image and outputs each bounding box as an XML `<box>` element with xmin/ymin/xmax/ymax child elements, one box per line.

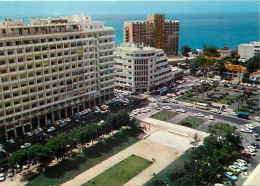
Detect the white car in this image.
<box><xmin>185</xmin><ymin>103</ymin><xmax>193</xmax><ymax>107</ymax></box>
<box><xmin>21</xmin><ymin>143</ymin><xmax>31</xmax><ymax>149</ymax></box>
<box><xmin>228</xmin><ymin>165</ymin><xmax>241</xmax><ymax>173</ymax></box>
<box><xmin>151</xmin><ymin>99</ymin><xmax>156</xmax><ymax>103</ymax></box>
<box><xmin>254</xmin><ymin>117</ymin><xmax>260</xmax><ymax>122</ymax></box>
<box><xmin>23</xmin><ymin>164</ymin><xmax>30</xmax><ymax>170</ymax></box>
<box><xmin>247</xmin><ymin>146</ymin><xmax>257</xmax><ymax>152</ymax></box>
<box><xmin>132</xmin><ymin>110</ymin><xmax>138</xmax><ymax>115</ymax></box>
<box><xmin>136</xmin><ymin>109</ymin><xmax>141</xmax><ymax>114</ymax></box>
<box><xmin>0</xmin><ymin>173</ymin><xmax>5</xmax><ymax>181</ymax></box>
<box><xmin>176</xmin><ymin>109</ymin><xmax>186</xmax><ymax>113</ymax></box>
<box><xmin>212</xmin><ymin>109</ymin><xmax>221</xmax><ymax>114</ymax></box>
<box><xmin>194</xmin><ymin>113</ymin><xmax>204</xmax><ymax>117</ymax></box>
<box><xmin>172</xmin><ymin>99</ymin><xmax>178</xmax><ymax>104</ymax></box>
<box><xmin>142</xmin><ymin>108</ymin><xmax>147</xmax><ymax>113</ymax></box>
<box><xmin>205</xmin><ymin>115</ymin><xmax>214</xmax><ymax>120</ymax></box>
<box><xmin>165</xmin><ymin>106</ymin><xmax>171</xmax><ymax>110</ymax></box>
<box><xmin>236</xmin><ymin>159</ymin><xmax>247</xmax><ymax>165</ymax></box>
<box><xmin>240</xmin><ymin>128</ymin><xmax>253</xmax><ymax>133</ymax></box>
<box><xmin>154</xmin><ymin>106</ymin><xmax>160</xmax><ymax>110</ymax></box>
<box><xmin>6</xmin><ymin>139</ymin><xmax>15</xmax><ymax>144</ymax></box>
<box><xmin>245</xmin><ymin>124</ymin><xmax>255</xmax><ymax>130</ymax></box>
<box><xmin>229</xmin><ymin>112</ymin><xmax>237</xmax><ymax>116</ymax></box>
<box><xmin>146</xmin><ymin>107</ymin><xmax>151</xmax><ymax>112</ymax></box>
<box><xmin>25</xmin><ymin>132</ymin><xmax>33</xmax><ymax>137</ymax></box>
<box><xmin>244</xmin><ymin>149</ymin><xmax>256</xmax><ymax>156</ymax></box>
<box><xmin>47</xmin><ymin>127</ymin><xmax>56</xmax><ymax>132</ymax></box>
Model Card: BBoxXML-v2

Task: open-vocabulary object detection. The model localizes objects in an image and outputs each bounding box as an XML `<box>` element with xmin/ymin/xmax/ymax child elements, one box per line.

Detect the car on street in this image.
<box><xmin>47</xmin><ymin>127</ymin><xmax>56</xmax><ymax>132</ymax></box>
<box><xmin>132</xmin><ymin>110</ymin><xmax>138</xmax><ymax>115</ymax></box>
<box><xmin>245</xmin><ymin>124</ymin><xmax>255</xmax><ymax>130</ymax></box>
<box><xmin>0</xmin><ymin>173</ymin><xmax>5</xmax><ymax>182</ymax></box>
<box><xmin>154</xmin><ymin>106</ymin><xmax>160</xmax><ymax>110</ymax></box>
<box><xmin>229</xmin><ymin>111</ymin><xmax>237</xmax><ymax>116</ymax></box>
<box><xmin>25</xmin><ymin>132</ymin><xmax>33</xmax><ymax>137</ymax></box>
<box><xmin>6</xmin><ymin>138</ymin><xmax>15</xmax><ymax>144</ymax></box>
<box><xmin>176</xmin><ymin>109</ymin><xmax>186</xmax><ymax>113</ymax></box>
<box><xmin>165</xmin><ymin>106</ymin><xmax>171</xmax><ymax>110</ymax></box>
<box><xmin>185</xmin><ymin>103</ymin><xmax>193</xmax><ymax>107</ymax></box>
<box><xmin>212</xmin><ymin>109</ymin><xmax>221</xmax><ymax>114</ymax></box>
<box><xmin>172</xmin><ymin>99</ymin><xmax>178</xmax><ymax>104</ymax></box>
<box><xmin>161</xmin><ymin>99</ymin><xmax>170</xmax><ymax>103</ymax></box>
<box><xmin>253</xmin><ymin>117</ymin><xmax>260</xmax><ymax>122</ymax></box>
<box><xmin>146</xmin><ymin>107</ymin><xmax>151</xmax><ymax>112</ymax></box>
<box><xmin>151</xmin><ymin>99</ymin><xmax>156</xmax><ymax>103</ymax></box>
<box><xmin>141</xmin><ymin>108</ymin><xmax>147</xmax><ymax>113</ymax></box>
<box><xmin>205</xmin><ymin>115</ymin><xmax>214</xmax><ymax>120</ymax></box>
<box><xmin>250</xmin><ymin>143</ymin><xmax>259</xmax><ymax>148</ymax></box>
<box><xmin>240</xmin><ymin>128</ymin><xmax>253</xmax><ymax>133</ymax></box>
<box><xmin>141</xmin><ymin>96</ymin><xmax>147</xmax><ymax>100</ymax></box>
<box><xmin>224</xmin><ymin>172</ymin><xmax>237</xmax><ymax>181</ymax></box>
<box><xmin>194</xmin><ymin>113</ymin><xmax>204</xmax><ymax>117</ymax></box>
<box><xmin>21</xmin><ymin>143</ymin><xmax>31</xmax><ymax>149</ymax></box>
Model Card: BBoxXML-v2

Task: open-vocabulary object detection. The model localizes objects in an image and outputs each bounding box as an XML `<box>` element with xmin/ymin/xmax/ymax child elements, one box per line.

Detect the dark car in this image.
<box><xmin>0</xmin><ymin>165</ymin><xmax>8</xmax><ymax>173</ymax></box>
<box><xmin>131</xmin><ymin>92</ymin><xmax>139</xmax><ymax>95</ymax></box>
<box><xmin>251</xmin><ymin>143</ymin><xmax>259</xmax><ymax>148</ymax></box>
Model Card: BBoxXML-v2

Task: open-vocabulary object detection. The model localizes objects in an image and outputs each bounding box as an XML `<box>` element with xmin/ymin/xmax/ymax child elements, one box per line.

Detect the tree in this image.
<box><xmin>203</xmin><ymin>46</ymin><xmax>220</xmax><ymax>57</ymax></box>
<box><xmin>46</xmin><ymin>133</ymin><xmax>68</xmax><ymax>161</ymax></box>
<box><xmin>190</xmin><ymin>133</ymin><xmax>201</xmax><ymax>148</ymax></box>
<box><xmin>181</xmin><ymin>45</ymin><xmax>191</xmax><ymax>57</ymax></box>
<box><xmin>244</xmin><ymin>56</ymin><xmax>259</xmax><ymax>74</ymax></box>
<box><xmin>192</xmin><ymin>49</ymin><xmax>198</xmax><ymax>55</ymax></box>
<box><xmin>8</xmin><ymin>149</ymin><xmax>28</xmax><ymax>168</ymax></box>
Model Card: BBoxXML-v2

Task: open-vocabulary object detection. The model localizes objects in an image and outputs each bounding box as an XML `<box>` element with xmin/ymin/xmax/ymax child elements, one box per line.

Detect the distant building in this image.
<box><xmin>216</xmin><ymin>49</ymin><xmax>231</xmax><ymax>57</ymax></box>
<box><xmin>124</xmin><ymin>14</ymin><xmax>179</xmax><ymax>56</ymax></box>
<box><xmin>238</xmin><ymin>41</ymin><xmax>260</xmax><ymax>60</ymax></box>
<box><xmin>249</xmin><ymin>70</ymin><xmax>260</xmax><ymax>81</ymax></box>
<box><xmin>0</xmin><ymin>15</ymin><xmax>116</xmax><ymax>140</ymax></box>
<box><xmin>188</xmin><ymin>49</ymin><xmax>202</xmax><ymax>58</ymax></box>
<box><xmin>114</xmin><ymin>43</ymin><xmax>173</xmax><ymax>93</ymax></box>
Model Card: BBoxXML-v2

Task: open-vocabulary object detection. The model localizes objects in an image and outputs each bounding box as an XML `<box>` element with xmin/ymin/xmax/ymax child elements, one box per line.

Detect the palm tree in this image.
<box><xmin>236</xmin><ymin>94</ymin><xmax>246</xmax><ymax>111</ymax></box>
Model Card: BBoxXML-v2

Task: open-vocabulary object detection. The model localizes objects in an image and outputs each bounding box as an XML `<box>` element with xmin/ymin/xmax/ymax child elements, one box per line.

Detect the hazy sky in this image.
<box><xmin>0</xmin><ymin>1</ymin><xmax>258</xmax><ymax>17</ymax></box>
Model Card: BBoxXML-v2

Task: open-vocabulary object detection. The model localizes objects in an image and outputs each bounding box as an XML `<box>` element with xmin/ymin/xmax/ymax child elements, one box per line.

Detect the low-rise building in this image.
<box><xmin>216</xmin><ymin>49</ymin><xmax>231</xmax><ymax>57</ymax></box>
<box><xmin>249</xmin><ymin>70</ymin><xmax>260</xmax><ymax>82</ymax></box>
<box><xmin>114</xmin><ymin>43</ymin><xmax>173</xmax><ymax>93</ymax></box>
<box><xmin>238</xmin><ymin>41</ymin><xmax>260</xmax><ymax>60</ymax></box>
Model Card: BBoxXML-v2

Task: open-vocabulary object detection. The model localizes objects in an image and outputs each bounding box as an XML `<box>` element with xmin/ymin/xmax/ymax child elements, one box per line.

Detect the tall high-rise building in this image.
<box><xmin>0</xmin><ymin>15</ymin><xmax>116</xmax><ymax>140</ymax></box>
<box><xmin>124</xmin><ymin>14</ymin><xmax>179</xmax><ymax>56</ymax></box>
<box><xmin>115</xmin><ymin>43</ymin><xmax>173</xmax><ymax>93</ymax></box>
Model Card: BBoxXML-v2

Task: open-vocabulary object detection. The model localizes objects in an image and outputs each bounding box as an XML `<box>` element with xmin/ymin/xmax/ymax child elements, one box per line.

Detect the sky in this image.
<box><xmin>0</xmin><ymin>1</ymin><xmax>258</xmax><ymax>17</ymax></box>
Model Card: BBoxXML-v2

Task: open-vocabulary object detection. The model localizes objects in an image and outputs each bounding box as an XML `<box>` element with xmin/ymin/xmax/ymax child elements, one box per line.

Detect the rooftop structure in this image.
<box><xmin>238</xmin><ymin>41</ymin><xmax>260</xmax><ymax>60</ymax></box>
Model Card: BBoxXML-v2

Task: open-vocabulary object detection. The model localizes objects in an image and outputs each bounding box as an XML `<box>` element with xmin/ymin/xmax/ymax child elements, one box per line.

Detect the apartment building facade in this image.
<box><xmin>115</xmin><ymin>43</ymin><xmax>173</xmax><ymax>93</ymax></box>
<box><xmin>124</xmin><ymin>14</ymin><xmax>179</xmax><ymax>56</ymax></box>
<box><xmin>0</xmin><ymin>15</ymin><xmax>116</xmax><ymax>140</ymax></box>
<box><xmin>238</xmin><ymin>41</ymin><xmax>260</xmax><ymax>60</ymax></box>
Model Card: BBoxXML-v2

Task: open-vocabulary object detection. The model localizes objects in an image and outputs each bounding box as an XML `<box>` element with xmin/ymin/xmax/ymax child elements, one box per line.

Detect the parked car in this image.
<box><xmin>141</xmin><ymin>108</ymin><xmax>147</xmax><ymax>113</ymax></box>
<box><xmin>161</xmin><ymin>99</ymin><xmax>170</xmax><ymax>103</ymax></box>
<box><xmin>224</xmin><ymin>172</ymin><xmax>237</xmax><ymax>181</ymax></box>
<box><xmin>14</xmin><ymin>165</ymin><xmax>20</xmax><ymax>173</ymax></box>
<box><xmin>0</xmin><ymin>173</ymin><xmax>5</xmax><ymax>182</ymax></box>
<box><xmin>146</xmin><ymin>107</ymin><xmax>151</xmax><ymax>112</ymax></box>
<box><xmin>247</xmin><ymin>146</ymin><xmax>257</xmax><ymax>152</ymax></box>
<box><xmin>241</xmin><ymin>151</ymin><xmax>252</xmax><ymax>158</ymax></box>
<box><xmin>47</xmin><ymin>127</ymin><xmax>56</xmax><ymax>132</ymax></box>
<box><xmin>23</xmin><ymin>164</ymin><xmax>30</xmax><ymax>170</ymax></box>
<box><xmin>132</xmin><ymin>110</ymin><xmax>138</xmax><ymax>115</ymax></box>
<box><xmin>245</xmin><ymin>124</ymin><xmax>255</xmax><ymax>130</ymax></box>
<box><xmin>236</xmin><ymin>159</ymin><xmax>247</xmax><ymax>165</ymax></box>
<box><xmin>253</xmin><ymin>117</ymin><xmax>260</xmax><ymax>122</ymax></box>
<box><xmin>240</xmin><ymin>128</ymin><xmax>253</xmax><ymax>133</ymax></box>
<box><xmin>7</xmin><ymin>169</ymin><xmax>13</xmax><ymax>178</ymax></box>
<box><xmin>6</xmin><ymin>138</ymin><xmax>15</xmax><ymax>144</ymax></box>
<box><xmin>244</xmin><ymin>149</ymin><xmax>256</xmax><ymax>156</ymax></box>
<box><xmin>250</xmin><ymin>143</ymin><xmax>259</xmax><ymax>148</ymax></box>
<box><xmin>228</xmin><ymin>165</ymin><xmax>241</xmax><ymax>173</ymax></box>
<box><xmin>165</xmin><ymin>106</ymin><xmax>171</xmax><ymax>110</ymax></box>
<box><xmin>21</xmin><ymin>143</ymin><xmax>31</xmax><ymax>149</ymax></box>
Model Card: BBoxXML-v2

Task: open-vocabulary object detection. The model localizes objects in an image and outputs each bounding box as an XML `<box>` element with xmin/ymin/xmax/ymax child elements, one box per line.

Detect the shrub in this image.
<box><xmin>225</xmin><ymin>92</ymin><xmax>229</xmax><ymax>95</ymax></box>
<box><xmin>224</xmin><ymin>84</ymin><xmax>228</xmax><ymax>87</ymax></box>
<box><xmin>233</xmin><ymin>86</ymin><xmax>237</xmax><ymax>89</ymax></box>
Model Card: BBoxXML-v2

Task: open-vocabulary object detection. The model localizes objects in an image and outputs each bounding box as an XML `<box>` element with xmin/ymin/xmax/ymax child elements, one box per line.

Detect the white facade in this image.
<box><xmin>114</xmin><ymin>43</ymin><xmax>173</xmax><ymax>93</ymax></box>
<box><xmin>0</xmin><ymin>15</ymin><xmax>116</xmax><ymax>140</ymax></box>
<box><xmin>238</xmin><ymin>41</ymin><xmax>260</xmax><ymax>60</ymax></box>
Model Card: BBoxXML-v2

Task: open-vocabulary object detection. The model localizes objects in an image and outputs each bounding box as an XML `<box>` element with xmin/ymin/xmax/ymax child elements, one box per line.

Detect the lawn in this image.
<box><xmin>26</xmin><ymin>129</ymin><xmax>142</xmax><ymax>186</ymax></box>
<box><xmin>83</xmin><ymin>155</ymin><xmax>152</xmax><ymax>186</ymax></box>
<box><xmin>207</xmin><ymin>123</ymin><xmax>237</xmax><ymax>137</ymax></box>
<box><xmin>177</xmin><ymin>95</ymin><xmax>204</xmax><ymax>104</ymax></box>
<box><xmin>216</xmin><ymin>95</ymin><xmax>236</xmax><ymax>105</ymax></box>
<box><xmin>177</xmin><ymin>116</ymin><xmax>206</xmax><ymax>129</ymax></box>
<box><xmin>150</xmin><ymin>110</ymin><xmax>179</xmax><ymax>121</ymax></box>
<box><xmin>145</xmin><ymin>152</ymin><xmax>191</xmax><ymax>186</ymax></box>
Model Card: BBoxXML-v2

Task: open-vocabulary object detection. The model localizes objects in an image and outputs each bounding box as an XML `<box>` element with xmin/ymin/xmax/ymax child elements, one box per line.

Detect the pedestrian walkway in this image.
<box><xmin>168</xmin><ymin>113</ymin><xmax>187</xmax><ymax>124</ymax></box>
<box><xmin>62</xmin><ymin>128</ymin><xmax>182</xmax><ymax>186</ymax></box>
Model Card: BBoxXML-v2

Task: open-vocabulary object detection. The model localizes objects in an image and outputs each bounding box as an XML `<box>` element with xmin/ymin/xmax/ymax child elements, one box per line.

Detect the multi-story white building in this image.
<box><xmin>238</xmin><ymin>41</ymin><xmax>260</xmax><ymax>60</ymax></box>
<box><xmin>0</xmin><ymin>15</ymin><xmax>116</xmax><ymax>140</ymax></box>
<box><xmin>114</xmin><ymin>43</ymin><xmax>173</xmax><ymax>93</ymax></box>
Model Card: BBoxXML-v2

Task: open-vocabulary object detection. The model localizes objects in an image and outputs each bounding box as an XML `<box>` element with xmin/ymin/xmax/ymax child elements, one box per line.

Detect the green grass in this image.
<box><xmin>26</xmin><ymin>129</ymin><xmax>142</xmax><ymax>186</ymax></box>
<box><xmin>150</xmin><ymin>110</ymin><xmax>179</xmax><ymax>121</ymax></box>
<box><xmin>145</xmin><ymin>153</ymin><xmax>191</xmax><ymax>186</ymax></box>
<box><xmin>177</xmin><ymin>95</ymin><xmax>204</xmax><ymax>104</ymax></box>
<box><xmin>216</xmin><ymin>95</ymin><xmax>236</xmax><ymax>105</ymax></box>
<box><xmin>207</xmin><ymin>123</ymin><xmax>237</xmax><ymax>137</ymax></box>
<box><xmin>83</xmin><ymin>155</ymin><xmax>151</xmax><ymax>186</ymax></box>
<box><xmin>177</xmin><ymin>116</ymin><xmax>206</xmax><ymax>129</ymax></box>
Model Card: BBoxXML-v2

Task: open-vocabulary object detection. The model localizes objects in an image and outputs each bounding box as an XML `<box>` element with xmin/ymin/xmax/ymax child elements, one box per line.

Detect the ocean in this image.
<box><xmin>0</xmin><ymin>1</ymin><xmax>258</xmax><ymax>51</ymax></box>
